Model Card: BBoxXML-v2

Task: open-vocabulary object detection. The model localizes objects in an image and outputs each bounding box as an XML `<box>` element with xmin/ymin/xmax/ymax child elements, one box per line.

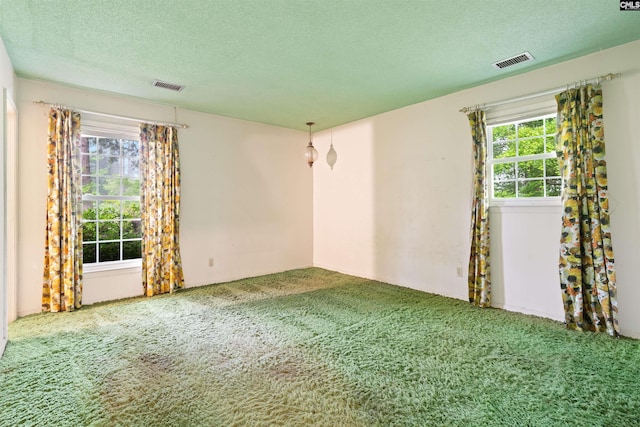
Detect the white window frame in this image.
<box><xmin>80</xmin><ymin>118</ymin><xmax>142</xmax><ymax>273</ymax></box>
<box><xmin>486</xmin><ymin>99</ymin><xmax>561</xmax><ymax>207</ymax></box>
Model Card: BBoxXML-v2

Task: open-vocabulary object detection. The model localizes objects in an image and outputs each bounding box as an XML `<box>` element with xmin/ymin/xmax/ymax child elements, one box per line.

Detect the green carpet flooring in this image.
<box><xmin>1</xmin><ymin>268</ymin><xmax>639</xmax><ymax>426</ymax></box>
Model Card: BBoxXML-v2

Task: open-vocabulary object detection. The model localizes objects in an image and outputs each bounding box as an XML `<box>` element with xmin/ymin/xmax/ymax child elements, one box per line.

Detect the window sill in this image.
<box><xmin>490</xmin><ymin>197</ymin><xmax>561</xmax><ymax>207</ymax></box>
<box><xmin>490</xmin><ymin>201</ymin><xmax>562</xmax><ymax>215</ymax></box>
<box><xmin>84</xmin><ymin>259</ymin><xmax>141</xmax><ymax>275</ymax></box>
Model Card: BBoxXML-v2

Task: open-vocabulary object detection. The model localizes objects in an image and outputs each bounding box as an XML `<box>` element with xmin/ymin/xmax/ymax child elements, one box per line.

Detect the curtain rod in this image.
<box><xmin>33</xmin><ymin>101</ymin><xmax>189</xmax><ymax>129</ymax></box>
<box><xmin>459</xmin><ymin>72</ymin><xmax>621</xmax><ymax>114</ymax></box>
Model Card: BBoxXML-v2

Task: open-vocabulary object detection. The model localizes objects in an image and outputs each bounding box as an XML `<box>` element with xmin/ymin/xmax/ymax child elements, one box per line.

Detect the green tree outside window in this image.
<box><xmin>80</xmin><ymin>136</ymin><xmax>141</xmax><ymax>264</ymax></box>
<box><xmin>490</xmin><ymin>115</ymin><xmax>560</xmax><ymax>198</ymax></box>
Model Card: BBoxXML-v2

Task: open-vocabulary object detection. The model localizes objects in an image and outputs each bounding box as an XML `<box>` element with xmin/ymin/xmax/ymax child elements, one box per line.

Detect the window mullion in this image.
<box><xmin>95</xmin><ymin>216</ymin><xmax>100</xmax><ymax>263</ymax></box>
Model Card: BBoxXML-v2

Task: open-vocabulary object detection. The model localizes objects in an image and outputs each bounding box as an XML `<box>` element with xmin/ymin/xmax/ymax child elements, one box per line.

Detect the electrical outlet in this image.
<box><xmin>208</xmin><ymin>258</ymin><xmax>214</xmax><ymax>267</ymax></box>
<box><xmin>456</xmin><ymin>266</ymin><xmax>463</xmax><ymax>277</ymax></box>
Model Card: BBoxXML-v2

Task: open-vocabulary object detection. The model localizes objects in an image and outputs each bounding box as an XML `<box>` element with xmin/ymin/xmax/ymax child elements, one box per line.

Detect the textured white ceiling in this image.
<box><xmin>1</xmin><ymin>0</ymin><xmax>639</xmax><ymax>130</ymax></box>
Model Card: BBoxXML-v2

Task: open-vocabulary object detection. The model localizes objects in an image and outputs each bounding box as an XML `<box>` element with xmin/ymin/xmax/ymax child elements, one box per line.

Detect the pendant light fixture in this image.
<box><xmin>326</xmin><ymin>129</ymin><xmax>337</xmax><ymax>170</ymax></box>
<box><xmin>305</xmin><ymin>121</ymin><xmax>318</xmax><ymax>167</ymax></box>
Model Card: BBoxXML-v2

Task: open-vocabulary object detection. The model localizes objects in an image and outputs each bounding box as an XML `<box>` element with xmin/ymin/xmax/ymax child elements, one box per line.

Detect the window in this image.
<box><xmin>488</xmin><ymin>113</ymin><xmax>560</xmax><ymax>200</ymax></box>
<box><xmin>80</xmin><ymin>135</ymin><xmax>141</xmax><ymax>266</ymax></box>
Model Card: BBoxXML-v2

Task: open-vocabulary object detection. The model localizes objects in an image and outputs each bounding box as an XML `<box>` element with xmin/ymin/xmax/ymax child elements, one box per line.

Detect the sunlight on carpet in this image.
<box><xmin>1</xmin><ymin>268</ymin><xmax>639</xmax><ymax>426</ymax></box>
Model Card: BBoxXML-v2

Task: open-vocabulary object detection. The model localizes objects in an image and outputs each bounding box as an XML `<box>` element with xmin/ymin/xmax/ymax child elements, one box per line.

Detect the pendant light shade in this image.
<box><xmin>305</xmin><ymin>122</ymin><xmax>318</xmax><ymax>167</ymax></box>
<box><xmin>326</xmin><ymin>129</ymin><xmax>337</xmax><ymax>170</ymax></box>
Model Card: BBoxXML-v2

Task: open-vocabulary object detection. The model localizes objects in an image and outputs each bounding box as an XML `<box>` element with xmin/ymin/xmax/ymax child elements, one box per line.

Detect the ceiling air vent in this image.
<box><xmin>492</xmin><ymin>52</ymin><xmax>535</xmax><ymax>70</ymax></box>
<box><xmin>152</xmin><ymin>79</ymin><xmax>185</xmax><ymax>92</ymax></box>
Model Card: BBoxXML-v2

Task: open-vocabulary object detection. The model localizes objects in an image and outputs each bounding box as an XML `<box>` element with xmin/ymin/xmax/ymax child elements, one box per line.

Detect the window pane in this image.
<box><xmin>80</xmin><ymin>137</ymin><xmax>97</xmax><ymax>154</ymax></box>
<box><xmin>98</xmin><ymin>177</ymin><xmax>121</xmax><ymax>196</ymax></box>
<box><xmin>98</xmin><ymin>200</ymin><xmax>121</xmax><ymax>220</ymax></box>
<box><xmin>488</xmin><ymin>114</ymin><xmax>557</xmax><ymax>201</ymax></box>
<box><xmin>492</xmin><ymin>124</ymin><xmax>516</xmax><ymax>142</ymax></box>
<box><xmin>82</xmin><ymin>176</ymin><xmax>97</xmax><ymax>195</ymax></box>
<box><xmin>99</xmin><ymin>242</ymin><xmax>121</xmax><ymax>262</ymax></box>
<box><xmin>545</xmin><ymin>159</ymin><xmax>560</xmax><ymax>177</ymax></box>
<box><xmin>547</xmin><ymin>178</ymin><xmax>562</xmax><ymax>196</ymax></box>
<box><xmin>122</xmin><ymin>139</ymin><xmax>140</xmax><ymax>156</ymax></box>
<box><xmin>123</xmin><ymin>157</ymin><xmax>139</xmax><ymax>178</ymax></box>
<box><xmin>98</xmin><ymin>220</ymin><xmax>120</xmax><ymax>241</ymax></box>
<box><xmin>545</xmin><ymin>136</ymin><xmax>556</xmax><ymax>153</ymax></box>
<box><xmin>83</xmin><ymin>222</ymin><xmax>96</xmax><ymax>242</ymax></box>
<box><xmin>122</xmin><ymin>178</ymin><xmax>140</xmax><ymax>196</ymax></box>
<box><xmin>517</xmin><ymin>119</ymin><xmax>544</xmax><ymax>137</ymax></box>
<box><xmin>98</xmin><ymin>138</ymin><xmax>120</xmax><ymax>156</ymax></box>
<box><xmin>123</xmin><ymin>201</ymin><xmax>141</xmax><ymax>219</ymax></box>
<box><xmin>83</xmin><ymin>243</ymin><xmax>97</xmax><ymax>264</ymax></box>
<box><xmin>81</xmin><ymin>154</ymin><xmax>96</xmax><ymax>175</ymax></box>
<box><xmin>518</xmin><ymin>137</ymin><xmax>544</xmax><ymax>156</ymax></box>
<box><xmin>493</xmin><ymin>162</ymin><xmax>516</xmax><ymax>181</ymax></box>
<box><xmin>493</xmin><ymin>141</ymin><xmax>516</xmax><ymax>159</ymax></box>
<box><xmin>494</xmin><ymin>181</ymin><xmax>516</xmax><ymax>198</ymax></box>
<box><xmin>123</xmin><ymin>240</ymin><xmax>142</xmax><ymax>260</ymax></box>
<box><xmin>518</xmin><ymin>179</ymin><xmax>544</xmax><ymax>197</ymax></box>
<box><xmin>518</xmin><ymin>160</ymin><xmax>544</xmax><ymax>178</ymax></box>
<box><xmin>98</xmin><ymin>156</ymin><xmax>121</xmax><ymax>176</ymax></box>
<box><xmin>123</xmin><ymin>220</ymin><xmax>141</xmax><ymax>239</ymax></box>
<box><xmin>82</xmin><ymin>133</ymin><xmax>140</xmax><ymax>265</ymax></box>
<box><xmin>545</xmin><ymin>117</ymin><xmax>557</xmax><ymax>135</ymax></box>
<box><xmin>82</xmin><ymin>200</ymin><xmax>97</xmax><ymax>220</ymax></box>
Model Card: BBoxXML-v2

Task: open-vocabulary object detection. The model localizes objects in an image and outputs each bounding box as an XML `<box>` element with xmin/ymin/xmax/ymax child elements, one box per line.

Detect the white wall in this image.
<box><xmin>313</xmin><ymin>40</ymin><xmax>640</xmax><ymax>338</ymax></box>
<box><xmin>490</xmin><ymin>205</ymin><xmax>563</xmax><ymax>320</ymax></box>
<box><xmin>16</xmin><ymin>79</ymin><xmax>313</xmax><ymax>315</ymax></box>
<box><xmin>1</xmin><ymin>36</ymin><xmax>16</xmax><ymax>354</ymax></box>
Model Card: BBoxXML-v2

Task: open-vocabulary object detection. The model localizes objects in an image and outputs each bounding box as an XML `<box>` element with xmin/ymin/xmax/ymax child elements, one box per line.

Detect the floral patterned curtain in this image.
<box><xmin>42</xmin><ymin>109</ymin><xmax>83</xmax><ymax>312</ymax></box>
<box><xmin>467</xmin><ymin>110</ymin><xmax>491</xmax><ymax>307</ymax></box>
<box><xmin>556</xmin><ymin>85</ymin><xmax>618</xmax><ymax>336</ymax></box>
<box><xmin>140</xmin><ymin>124</ymin><xmax>185</xmax><ymax>296</ymax></box>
